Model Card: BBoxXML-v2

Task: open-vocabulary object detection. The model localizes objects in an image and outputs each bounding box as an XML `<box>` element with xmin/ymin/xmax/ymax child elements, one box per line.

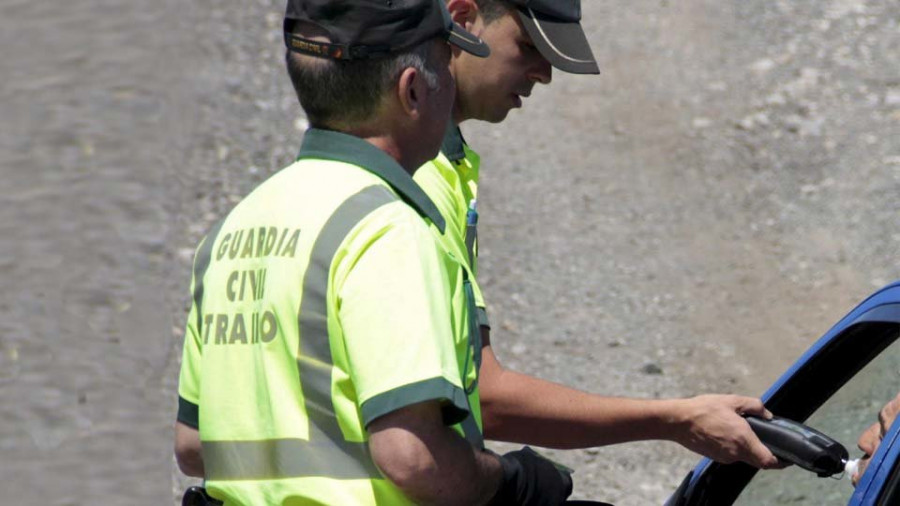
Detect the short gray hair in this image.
<box><xmin>286</xmin><ymin>37</ymin><xmax>442</xmax><ymax>130</ymax></box>
<box><xmin>474</xmin><ymin>0</ymin><xmax>514</xmax><ymax>24</ymax></box>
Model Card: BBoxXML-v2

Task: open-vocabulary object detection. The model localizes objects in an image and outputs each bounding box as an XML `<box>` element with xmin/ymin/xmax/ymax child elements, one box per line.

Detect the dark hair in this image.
<box><xmin>285</xmin><ymin>36</ymin><xmax>440</xmax><ymax>130</ymax></box>
<box><xmin>475</xmin><ymin>0</ymin><xmax>514</xmax><ymax>24</ymax></box>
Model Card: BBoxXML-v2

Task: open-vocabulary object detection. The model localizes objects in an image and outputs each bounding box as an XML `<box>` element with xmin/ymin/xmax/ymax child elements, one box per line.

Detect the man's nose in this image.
<box><xmin>529</xmin><ymin>57</ymin><xmax>552</xmax><ymax>85</ymax></box>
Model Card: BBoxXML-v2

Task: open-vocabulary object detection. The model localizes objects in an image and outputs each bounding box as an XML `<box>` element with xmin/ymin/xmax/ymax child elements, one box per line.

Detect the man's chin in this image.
<box><xmin>482</xmin><ymin>108</ymin><xmax>513</xmax><ymax>124</ymax></box>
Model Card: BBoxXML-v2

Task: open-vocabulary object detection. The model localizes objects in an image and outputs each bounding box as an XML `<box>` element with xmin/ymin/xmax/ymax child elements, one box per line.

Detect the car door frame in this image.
<box><xmin>665</xmin><ymin>281</ymin><xmax>900</xmax><ymax>506</ymax></box>
<box><xmin>850</xmin><ymin>398</ymin><xmax>900</xmax><ymax>505</ymax></box>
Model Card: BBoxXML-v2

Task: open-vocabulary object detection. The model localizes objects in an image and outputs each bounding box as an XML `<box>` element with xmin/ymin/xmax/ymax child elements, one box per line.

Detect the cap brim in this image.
<box><xmin>447</xmin><ymin>22</ymin><xmax>490</xmax><ymax>58</ymax></box>
<box><xmin>517</xmin><ymin>8</ymin><xmax>599</xmax><ymax>75</ymax></box>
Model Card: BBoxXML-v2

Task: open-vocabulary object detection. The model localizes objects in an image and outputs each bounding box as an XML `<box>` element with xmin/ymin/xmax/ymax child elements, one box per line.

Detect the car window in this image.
<box><xmin>736</xmin><ymin>331</ymin><xmax>900</xmax><ymax>505</ymax></box>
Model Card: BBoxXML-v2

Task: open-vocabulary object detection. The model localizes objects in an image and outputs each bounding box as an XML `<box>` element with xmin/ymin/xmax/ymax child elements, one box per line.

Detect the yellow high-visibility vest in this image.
<box><xmin>178</xmin><ymin>129</ymin><xmax>483</xmax><ymax>505</ymax></box>
<box><xmin>415</xmin><ymin>124</ymin><xmax>490</xmax><ymax>329</ymax></box>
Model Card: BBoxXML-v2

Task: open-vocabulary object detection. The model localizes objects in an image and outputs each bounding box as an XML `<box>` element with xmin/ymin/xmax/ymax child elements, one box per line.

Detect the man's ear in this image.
<box><xmin>396</xmin><ymin>66</ymin><xmax>426</xmax><ymax>119</ymax></box>
<box><xmin>446</xmin><ymin>0</ymin><xmax>479</xmax><ymax>32</ymax></box>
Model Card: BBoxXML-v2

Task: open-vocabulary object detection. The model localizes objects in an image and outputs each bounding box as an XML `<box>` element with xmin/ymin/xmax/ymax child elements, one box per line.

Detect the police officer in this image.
<box><xmin>414</xmin><ymin>0</ymin><xmax>781</xmax><ymax>473</ymax></box>
<box><xmin>174</xmin><ymin>0</ymin><xmax>575</xmax><ymax>504</ymax></box>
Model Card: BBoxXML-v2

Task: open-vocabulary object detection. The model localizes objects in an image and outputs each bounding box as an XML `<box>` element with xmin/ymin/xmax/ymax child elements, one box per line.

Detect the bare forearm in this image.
<box><xmin>174</xmin><ymin>421</ymin><xmax>205</xmax><ymax>477</ymax></box>
<box><xmin>479</xmin><ymin>332</ymin><xmax>778</xmax><ymax>468</ymax></box>
<box><xmin>480</xmin><ymin>361</ymin><xmax>676</xmax><ymax>448</ymax></box>
<box><xmin>405</xmin><ymin>438</ymin><xmax>502</xmax><ymax>506</ymax></box>
<box><xmin>383</xmin><ymin>432</ymin><xmax>502</xmax><ymax>506</ymax></box>
<box><xmin>369</xmin><ymin>402</ymin><xmax>502</xmax><ymax>505</ymax></box>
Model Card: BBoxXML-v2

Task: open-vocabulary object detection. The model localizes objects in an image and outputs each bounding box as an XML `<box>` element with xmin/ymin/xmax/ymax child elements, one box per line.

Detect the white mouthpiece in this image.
<box><xmin>844</xmin><ymin>458</ymin><xmax>860</xmax><ymax>478</ymax></box>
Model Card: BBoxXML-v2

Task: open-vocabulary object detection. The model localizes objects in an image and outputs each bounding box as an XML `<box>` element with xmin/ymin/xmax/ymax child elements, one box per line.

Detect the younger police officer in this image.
<box><xmin>174</xmin><ymin>0</ymin><xmax>575</xmax><ymax>504</ymax></box>
<box><xmin>414</xmin><ymin>0</ymin><xmax>781</xmax><ymax>473</ymax></box>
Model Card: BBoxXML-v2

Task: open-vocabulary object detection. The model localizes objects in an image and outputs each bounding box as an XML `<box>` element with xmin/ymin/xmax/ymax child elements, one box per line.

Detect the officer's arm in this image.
<box><xmin>368</xmin><ymin>400</ymin><xmax>502</xmax><ymax>506</ymax></box>
<box><xmin>174</xmin><ymin>421</ymin><xmax>205</xmax><ymax>478</ymax></box>
<box><xmin>477</xmin><ymin>327</ymin><xmax>778</xmax><ymax>469</ymax></box>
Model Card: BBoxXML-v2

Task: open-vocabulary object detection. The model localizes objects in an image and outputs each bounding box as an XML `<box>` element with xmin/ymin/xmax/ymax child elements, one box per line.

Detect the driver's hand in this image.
<box><xmin>852</xmin><ymin>392</ymin><xmax>900</xmax><ymax>486</ymax></box>
<box><xmin>674</xmin><ymin>395</ymin><xmax>781</xmax><ymax>469</ymax></box>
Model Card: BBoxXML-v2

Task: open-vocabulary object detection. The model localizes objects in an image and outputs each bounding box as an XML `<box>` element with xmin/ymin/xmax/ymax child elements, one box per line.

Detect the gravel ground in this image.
<box><xmin>3</xmin><ymin>0</ymin><xmax>899</xmax><ymax>505</ymax></box>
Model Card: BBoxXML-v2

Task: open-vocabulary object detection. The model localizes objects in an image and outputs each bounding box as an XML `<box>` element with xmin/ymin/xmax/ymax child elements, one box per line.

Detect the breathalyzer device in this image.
<box><xmin>745</xmin><ymin>416</ymin><xmax>850</xmax><ymax>477</ymax></box>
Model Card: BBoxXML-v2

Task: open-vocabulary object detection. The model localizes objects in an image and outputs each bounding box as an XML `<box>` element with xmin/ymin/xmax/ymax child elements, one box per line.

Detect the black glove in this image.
<box><xmin>182</xmin><ymin>487</ymin><xmax>223</xmax><ymax>506</ymax></box>
<box><xmin>491</xmin><ymin>446</ymin><xmax>574</xmax><ymax>505</ymax></box>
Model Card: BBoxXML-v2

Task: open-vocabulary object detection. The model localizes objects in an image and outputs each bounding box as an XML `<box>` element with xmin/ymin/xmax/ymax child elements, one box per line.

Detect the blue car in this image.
<box><xmin>665</xmin><ymin>281</ymin><xmax>900</xmax><ymax>505</ymax></box>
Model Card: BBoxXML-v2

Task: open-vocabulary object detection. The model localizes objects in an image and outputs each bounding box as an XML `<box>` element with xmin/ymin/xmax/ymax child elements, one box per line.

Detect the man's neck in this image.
<box><xmin>329</xmin><ymin>120</ymin><xmax>417</xmax><ymax>175</ymax></box>
<box><xmin>452</xmin><ymin>101</ymin><xmax>469</xmax><ymax>125</ymax></box>
<box><xmin>365</xmin><ymin>135</ymin><xmax>417</xmax><ymax>175</ymax></box>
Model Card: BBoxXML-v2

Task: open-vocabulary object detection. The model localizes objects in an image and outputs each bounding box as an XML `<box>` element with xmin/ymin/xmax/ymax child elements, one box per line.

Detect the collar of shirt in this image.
<box><xmin>297</xmin><ymin>128</ymin><xmax>446</xmax><ymax>233</ymax></box>
<box><xmin>440</xmin><ymin>122</ymin><xmax>467</xmax><ymax>163</ymax></box>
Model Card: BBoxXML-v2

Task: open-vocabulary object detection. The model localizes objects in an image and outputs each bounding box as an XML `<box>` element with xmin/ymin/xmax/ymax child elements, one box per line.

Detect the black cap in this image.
<box><xmin>508</xmin><ymin>0</ymin><xmax>599</xmax><ymax>75</ymax></box>
<box><xmin>284</xmin><ymin>0</ymin><xmax>490</xmax><ymax>60</ymax></box>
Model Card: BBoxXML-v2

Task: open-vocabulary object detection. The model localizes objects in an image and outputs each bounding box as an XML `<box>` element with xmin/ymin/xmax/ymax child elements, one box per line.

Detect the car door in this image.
<box><xmin>665</xmin><ymin>281</ymin><xmax>900</xmax><ymax>506</ymax></box>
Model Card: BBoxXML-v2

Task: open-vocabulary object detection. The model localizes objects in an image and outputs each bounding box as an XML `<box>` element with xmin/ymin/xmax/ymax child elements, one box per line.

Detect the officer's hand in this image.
<box><xmin>492</xmin><ymin>447</ymin><xmax>573</xmax><ymax>506</ymax></box>
<box><xmin>852</xmin><ymin>392</ymin><xmax>900</xmax><ymax>486</ymax></box>
<box><xmin>674</xmin><ymin>395</ymin><xmax>780</xmax><ymax>469</ymax></box>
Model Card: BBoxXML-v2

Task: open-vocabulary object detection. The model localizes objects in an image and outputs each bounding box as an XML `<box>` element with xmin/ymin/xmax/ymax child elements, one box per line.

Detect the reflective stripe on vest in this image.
<box><xmin>460</xmin><ymin>276</ymin><xmax>484</xmax><ymax>449</ymax></box>
<box><xmin>203</xmin><ymin>185</ymin><xmax>394</xmax><ymax>481</ymax></box>
<box><xmin>192</xmin><ymin>219</ymin><xmax>225</xmax><ymax>333</ymax></box>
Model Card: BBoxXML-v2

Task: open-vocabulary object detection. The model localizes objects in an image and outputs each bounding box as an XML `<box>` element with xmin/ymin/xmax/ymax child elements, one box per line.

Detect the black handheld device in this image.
<box><xmin>746</xmin><ymin>416</ymin><xmax>849</xmax><ymax>477</ymax></box>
